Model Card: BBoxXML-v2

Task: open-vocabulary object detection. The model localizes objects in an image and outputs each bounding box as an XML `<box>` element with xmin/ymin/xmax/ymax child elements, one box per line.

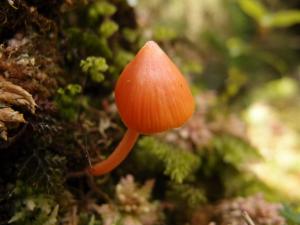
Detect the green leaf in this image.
<box><xmin>238</xmin><ymin>0</ymin><xmax>267</xmax><ymax>22</ymax></box>
<box><xmin>99</xmin><ymin>20</ymin><xmax>119</xmax><ymax>38</ymax></box>
<box><xmin>238</xmin><ymin>1</ymin><xmax>300</xmax><ymax>28</ymax></box>
<box><xmin>269</xmin><ymin>10</ymin><xmax>300</xmax><ymax>28</ymax></box>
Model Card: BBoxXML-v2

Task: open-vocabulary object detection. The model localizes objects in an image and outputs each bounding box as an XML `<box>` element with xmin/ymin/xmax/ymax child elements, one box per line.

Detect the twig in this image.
<box><xmin>242</xmin><ymin>210</ymin><xmax>256</xmax><ymax>225</ymax></box>
<box><xmin>87</xmin><ymin>175</ymin><xmax>112</xmax><ymax>203</ymax></box>
<box><xmin>17</xmin><ymin>154</ymin><xmax>34</xmax><ymax>176</ymax></box>
<box><xmin>84</xmin><ymin>134</ymin><xmax>92</xmax><ymax>167</ymax></box>
<box><xmin>66</xmin><ymin>169</ymin><xmax>88</xmax><ymax>179</ymax></box>
<box><xmin>0</xmin><ymin>123</ymin><xmax>28</xmax><ymax>149</ymax></box>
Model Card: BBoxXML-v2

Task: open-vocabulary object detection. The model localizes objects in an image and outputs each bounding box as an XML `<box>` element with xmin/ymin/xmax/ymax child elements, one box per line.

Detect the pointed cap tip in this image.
<box><xmin>139</xmin><ymin>40</ymin><xmax>164</xmax><ymax>58</ymax></box>
<box><xmin>143</xmin><ymin>40</ymin><xmax>159</xmax><ymax>48</ymax></box>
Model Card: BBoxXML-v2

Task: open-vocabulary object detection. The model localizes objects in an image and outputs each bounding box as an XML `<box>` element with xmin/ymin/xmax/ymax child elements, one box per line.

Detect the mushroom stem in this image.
<box><xmin>88</xmin><ymin>129</ymin><xmax>139</xmax><ymax>176</ymax></box>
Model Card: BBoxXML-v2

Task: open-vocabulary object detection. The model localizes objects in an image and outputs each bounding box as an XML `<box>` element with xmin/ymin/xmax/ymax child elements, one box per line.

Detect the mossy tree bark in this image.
<box><xmin>0</xmin><ymin>0</ymin><xmax>138</xmax><ymax>223</ymax></box>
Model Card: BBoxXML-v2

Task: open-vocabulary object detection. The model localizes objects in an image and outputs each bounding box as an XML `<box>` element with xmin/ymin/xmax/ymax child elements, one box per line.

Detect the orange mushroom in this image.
<box><xmin>88</xmin><ymin>41</ymin><xmax>195</xmax><ymax>176</ymax></box>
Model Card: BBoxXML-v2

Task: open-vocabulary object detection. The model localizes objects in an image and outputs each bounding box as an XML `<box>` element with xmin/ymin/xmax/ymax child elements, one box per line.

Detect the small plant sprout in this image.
<box><xmin>88</xmin><ymin>41</ymin><xmax>195</xmax><ymax>176</ymax></box>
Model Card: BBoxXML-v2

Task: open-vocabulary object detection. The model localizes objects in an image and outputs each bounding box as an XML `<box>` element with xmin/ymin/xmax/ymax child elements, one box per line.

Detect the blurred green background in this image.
<box><xmin>135</xmin><ymin>0</ymin><xmax>300</xmax><ymax>200</ymax></box>
<box><xmin>133</xmin><ymin>0</ymin><xmax>300</xmax><ymax>223</ymax></box>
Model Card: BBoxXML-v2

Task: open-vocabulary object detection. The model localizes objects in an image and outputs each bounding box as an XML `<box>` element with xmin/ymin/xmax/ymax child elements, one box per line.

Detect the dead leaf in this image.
<box><xmin>0</xmin><ymin>121</ymin><xmax>7</xmax><ymax>140</ymax></box>
<box><xmin>0</xmin><ymin>76</ymin><xmax>36</xmax><ymax>113</ymax></box>
<box><xmin>0</xmin><ymin>107</ymin><xmax>25</xmax><ymax>123</ymax></box>
<box><xmin>0</xmin><ymin>76</ymin><xmax>36</xmax><ymax>140</ymax></box>
<box><xmin>0</xmin><ymin>107</ymin><xmax>26</xmax><ymax>141</ymax></box>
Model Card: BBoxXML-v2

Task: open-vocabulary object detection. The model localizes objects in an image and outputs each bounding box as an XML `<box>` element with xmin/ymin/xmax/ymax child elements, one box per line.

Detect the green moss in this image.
<box><xmin>138</xmin><ymin>137</ymin><xmax>201</xmax><ymax>183</ymax></box>
<box><xmin>99</xmin><ymin>19</ymin><xmax>119</xmax><ymax>38</ymax></box>
<box><xmin>55</xmin><ymin>84</ymin><xmax>82</xmax><ymax>121</ymax></box>
<box><xmin>9</xmin><ymin>182</ymin><xmax>59</xmax><ymax>225</ymax></box>
<box><xmin>167</xmin><ymin>183</ymin><xmax>206</xmax><ymax>208</ymax></box>
<box><xmin>212</xmin><ymin>134</ymin><xmax>261</xmax><ymax>168</ymax></box>
<box><xmin>88</xmin><ymin>1</ymin><xmax>117</xmax><ymax>19</ymax></box>
<box><xmin>80</xmin><ymin>56</ymin><xmax>108</xmax><ymax>83</ymax></box>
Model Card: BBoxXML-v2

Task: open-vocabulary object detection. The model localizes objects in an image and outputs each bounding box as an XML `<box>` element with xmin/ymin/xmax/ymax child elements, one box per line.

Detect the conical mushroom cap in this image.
<box><xmin>115</xmin><ymin>41</ymin><xmax>195</xmax><ymax>134</ymax></box>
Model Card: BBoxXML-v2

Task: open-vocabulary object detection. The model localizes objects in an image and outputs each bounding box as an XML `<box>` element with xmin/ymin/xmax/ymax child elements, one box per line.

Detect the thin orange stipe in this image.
<box><xmin>88</xmin><ymin>41</ymin><xmax>195</xmax><ymax>176</ymax></box>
